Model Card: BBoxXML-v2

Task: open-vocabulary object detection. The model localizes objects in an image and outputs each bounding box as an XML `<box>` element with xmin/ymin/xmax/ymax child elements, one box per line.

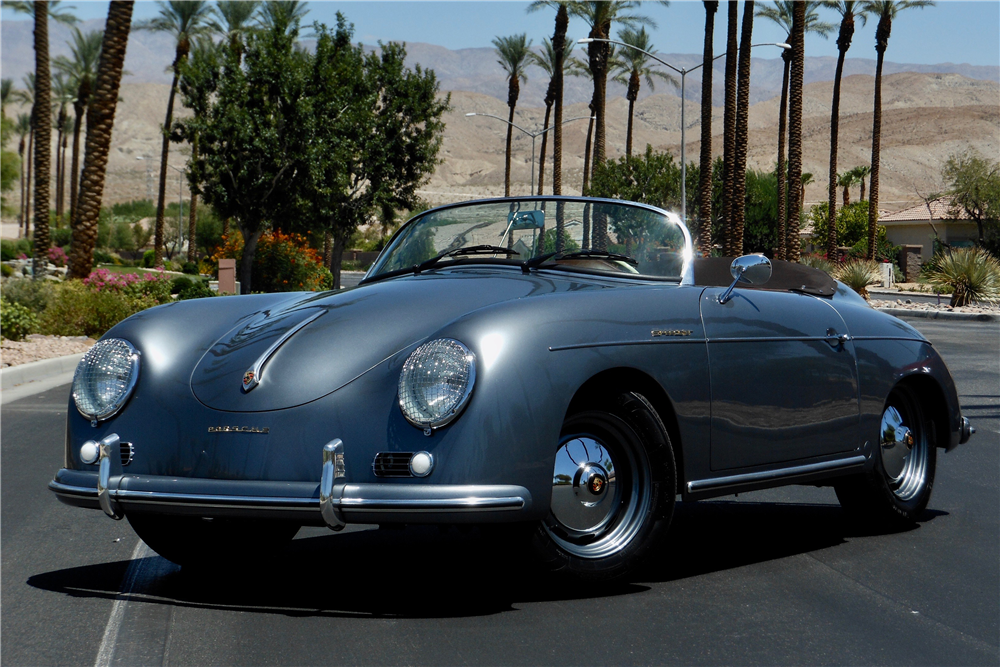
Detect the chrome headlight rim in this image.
<box><xmin>398</xmin><ymin>338</ymin><xmax>477</xmax><ymax>430</ymax></box>
<box><xmin>72</xmin><ymin>338</ymin><xmax>141</xmax><ymax>422</ymax></box>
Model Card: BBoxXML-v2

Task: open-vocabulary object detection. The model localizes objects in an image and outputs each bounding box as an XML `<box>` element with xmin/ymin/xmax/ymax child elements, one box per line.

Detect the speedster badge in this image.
<box><xmin>242</xmin><ymin>370</ymin><xmax>257</xmax><ymax>391</ymax></box>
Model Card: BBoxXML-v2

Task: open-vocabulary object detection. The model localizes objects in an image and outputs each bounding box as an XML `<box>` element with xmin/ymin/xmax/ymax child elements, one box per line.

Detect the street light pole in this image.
<box><xmin>578</xmin><ymin>38</ymin><xmax>790</xmax><ymax>225</ymax></box>
<box><xmin>137</xmin><ymin>156</ymin><xmax>185</xmax><ymax>260</ymax></box>
<box><xmin>466</xmin><ymin>113</ymin><xmax>594</xmax><ymax>195</ymax></box>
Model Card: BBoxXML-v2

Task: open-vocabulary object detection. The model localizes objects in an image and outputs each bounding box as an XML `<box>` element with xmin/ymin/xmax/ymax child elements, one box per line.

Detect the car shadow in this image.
<box><xmin>26</xmin><ymin>501</ymin><xmax>946</xmax><ymax>620</ymax></box>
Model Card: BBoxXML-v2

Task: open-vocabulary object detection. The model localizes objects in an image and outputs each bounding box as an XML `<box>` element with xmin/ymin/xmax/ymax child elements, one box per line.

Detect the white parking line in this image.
<box><xmin>94</xmin><ymin>540</ymin><xmax>150</xmax><ymax>667</ymax></box>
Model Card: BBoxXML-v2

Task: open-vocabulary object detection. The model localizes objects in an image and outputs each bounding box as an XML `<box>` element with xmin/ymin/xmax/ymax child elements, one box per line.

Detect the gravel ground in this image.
<box><xmin>871</xmin><ymin>298</ymin><xmax>1000</xmax><ymax>315</ymax></box>
<box><xmin>0</xmin><ymin>335</ymin><xmax>95</xmax><ymax>368</ymax></box>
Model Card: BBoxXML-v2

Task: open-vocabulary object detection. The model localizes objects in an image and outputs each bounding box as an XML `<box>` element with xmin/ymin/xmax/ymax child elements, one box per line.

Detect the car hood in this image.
<box><xmin>190</xmin><ymin>269</ymin><xmax>597</xmax><ymax>412</ymax></box>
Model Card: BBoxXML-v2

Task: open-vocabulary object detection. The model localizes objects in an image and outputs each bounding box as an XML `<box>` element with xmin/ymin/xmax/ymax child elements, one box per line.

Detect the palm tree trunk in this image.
<box><xmin>24</xmin><ymin>129</ymin><xmax>33</xmax><ymax>239</ymax></box>
<box><xmin>537</xmin><ymin>102</ymin><xmax>552</xmax><ymax>195</ymax></box>
<box><xmin>582</xmin><ymin>100</ymin><xmax>595</xmax><ymax>196</ymax></box>
<box><xmin>698</xmin><ymin>1</ymin><xmax>718</xmax><ymax>257</ymax></box>
<box><xmin>827</xmin><ymin>15</ymin><xmax>854</xmax><ymax>257</ymax></box>
<box><xmin>843</xmin><ymin>183</ymin><xmax>850</xmax><ymax>206</ymax></box>
<box><xmin>17</xmin><ymin>136</ymin><xmax>26</xmax><ymax>238</ymax></box>
<box><xmin>55</xmin><ymin>120</ymin><xmax>64</xmax><ymax>225</ymax></box>
<box><xmin>786</xmin><ymin>1</ymin><xmax>806</xmax><ymax>262</ymax></box>
<box><xmin>730</xmin><ymin>0</ymin><xmax>754</xmax><ymax>258</ymax></box>
<box><xmin>860</xmin><ymin>176</ymin><xmax>867</xmax><ymax>202</ymax></box>
<box><xmin>154</xmin><ymin>65</ymin><xmax>182</xmax><ymax>267</ymax></box>
<box><xmin>776</xmin><ymin>53</ymin><xmax>790</xmax><ymax>260</ymax></box>
<box><xmin>588</xmin><ymin>24</ymin><xmax>610</xmax><ymax>178</ymax></box>
<box><xmin>69</xmin><ymin>83</ymin><xmax>88</xmax><ymax>226</ymax></box>
<box><xmin>187</xmin><ymin>134</ymin><xmax>198</xmax><ymax>262</ymax></box>
<box><xmin>625</xmin><ymin>70</ymin><xmax>640</xmax><ymax>158</ymax></box>
<box><xmin>504</xmin><ymin>102</ymin><xmax>515</xmax><ymax>197</ymax></box>
<box><xmin>57</xmin><ymin>126</ymin><xmax>68</xmax><ymax>226</ymax></box>
<box><xmin>68</xmin><ymin>1</ymin><xmax>134</xmax><ymax>279</ymax></box>
<box><xmin>866</xmin><ymin>48</ymin><xmax>883</xmax><ymax>261</ymax></box>
<box><xmin>32</xmin><ymin>1</ymin><xmax>52</xmax><ymax>277</ymax></box>
<box><xmin>722</xmin><ymin>1</ymin><xmax>738</xmax><ymax>255</ymax></box>
<box><xmin>551</xmin><ymin>4</ymin><xmax>568</xmax><ymax>196</ymax></box>
<box><xmin>238</xmin><ymin>225</ymin><xmax>263</xmax><ymax>294</ymax></box>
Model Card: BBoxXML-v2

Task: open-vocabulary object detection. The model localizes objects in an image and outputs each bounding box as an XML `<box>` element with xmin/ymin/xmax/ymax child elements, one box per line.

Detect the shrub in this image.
<box><xmin>1</xmin><ymin>263</ymin><xmax>12</xmax><ymax>278</ymax></box>
<box><xmin>926</xmin><ymin>247</ymin><xmax>1000</xmax><ymax>307</ymax></box>
<box><xmin>1</xmin><ymin>277</ymin><xmax>54</xmax><ymax>313</ymax></box>
<box><xmin>142</xmin><ymin>249</ymin><xmax>156</xmax><ymax>268</ymax></box>
<box><xmin>111</xmin><ymin>199</ymin><xmax>157</xmax><ymax>219</ymax></box>
<box><xmin>52</xmin><ymin>227</ymin><xmax>72</xmax><ymax>248</ymax></box>
<box><xmin>47</xmin><ymin>246</ymin><xmax>68</xmax><ymax>267</ymax></box>
<box><xmin>182</xmin><ymin>261</ymin><xmax>199</xmax><ymax>275</ymax></box>
<box><xmin>37</xmin><ymin>281</ymin><xmax>162</xmax><ymax>338</ymax></box>
<box><xmin>1</xmin><ymin>238</ymin><xmax>32</xmax><ymax>261</ymax></box>
<box><xmin>92</xmin><ymin>249</ymin><xmax>116</xmax><ymax>265</ymax></box>
<box><xmin>82</xmin><ymin>268</ymin><xmax>173</xmax><ymax>303</ymax></box>
<box><xmin>170</xmin><ymin>276</ymin><xmax>193</xmax><ymax>294</ymax></box>
<box><xmin>1</xmin><ymin>299</ymin><xmax>38</xmax><ymax>341</ymax></box>
<box><xmin>177</xmin><ymin>278</ymin><xmax>216</xmax><ymax>300</ymax></box>
<box><xmin>213</xmin><ymin>230</ymin><xmax>332</xmax><ymax>292</ymax></box>
<box><xmin>809</xmin><ymin>202</ymin><xmax>870</xmax><ymax>253</ymax></box>
<box><xmin>834</xmin><ymin>259</ymin><xmax>881</xmax><ymax>301</ymax></box>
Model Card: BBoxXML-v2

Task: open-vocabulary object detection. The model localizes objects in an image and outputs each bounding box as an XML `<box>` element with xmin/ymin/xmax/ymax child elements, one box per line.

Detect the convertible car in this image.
<box><xmin>50</xmin><ymin>196</ymin><xmax>974</xmax><ymax>579</ymax></box>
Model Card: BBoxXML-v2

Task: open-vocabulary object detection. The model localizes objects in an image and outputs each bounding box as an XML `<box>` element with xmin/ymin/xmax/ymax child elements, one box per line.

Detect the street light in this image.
<box><xmin>578</xmin><ymin>38</ymin><xmax>790</xmax><ymax>224</ymax></box>
<box><xmin>465</xmin><ymin>112</ymin><xmax>594</xmax><ymax>195</ymax></box>
<box><xmin>137</xmin><ymin>156</ymin><xmax>185</xmax><ymax>258</ymax></box>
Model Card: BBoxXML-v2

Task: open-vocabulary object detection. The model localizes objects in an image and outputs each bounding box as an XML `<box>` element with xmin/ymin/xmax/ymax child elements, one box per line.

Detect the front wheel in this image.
<box><xmin>530</xmin><ymin>391</ymin><xmax>676</xmax><ymax>580</ymax></box>
<box><xmin>126</xmin><ymin>513</ymin><xmax>300</xmax><ymax>568</ymax></box>
<box><xmin>835</xmin><ymin>384</ymin><xmax>936</xmax><ymax>525</ymax></box>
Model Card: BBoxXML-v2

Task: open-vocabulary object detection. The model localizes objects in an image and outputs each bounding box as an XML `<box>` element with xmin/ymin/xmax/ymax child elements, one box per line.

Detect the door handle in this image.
<box><xmin>824</xmin><ymin>330</ymin><xmax>851</xmax><ymax>347</ymax></box>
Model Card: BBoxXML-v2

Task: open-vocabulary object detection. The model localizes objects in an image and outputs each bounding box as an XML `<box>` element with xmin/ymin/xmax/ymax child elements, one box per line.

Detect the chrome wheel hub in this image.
<box><xmin>550</xmin><ymin>438</ymin><xmax>617</xmax><ymax>533</ymax></box>
<box><xmin>880</xmin><ymin>403</ymin><xmax>927</xmax><ymax>501</ymax></box>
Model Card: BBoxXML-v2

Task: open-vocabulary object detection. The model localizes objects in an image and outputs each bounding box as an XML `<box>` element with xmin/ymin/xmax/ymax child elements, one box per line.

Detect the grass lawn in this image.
<box><xmin>96</xmin><ymin>264</ymin><xmax>188</xmax><ymax>278</ymax></box>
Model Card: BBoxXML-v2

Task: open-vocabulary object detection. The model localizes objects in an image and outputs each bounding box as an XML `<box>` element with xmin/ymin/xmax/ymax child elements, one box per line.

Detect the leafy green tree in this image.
<box><xmin>590</xmin><ymin>144</ymin><xmax>697</xmax><ymax>219</ymax></box>
<box><xmin>942</xmin><ymin>150</ymin><xmax>1000</xmax><ymax>249</ymax></box>
<box><xmin>809</xmin><ymin>200</ymin><xmax>872</xmax><ymax>253</ymax></box>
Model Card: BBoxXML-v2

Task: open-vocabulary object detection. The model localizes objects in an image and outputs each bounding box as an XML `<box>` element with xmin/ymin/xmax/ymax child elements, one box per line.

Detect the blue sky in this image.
<box><xmin>4</xmin><ymin>1</ymin><xmax>999</xmax><ymax>67</ymax></box>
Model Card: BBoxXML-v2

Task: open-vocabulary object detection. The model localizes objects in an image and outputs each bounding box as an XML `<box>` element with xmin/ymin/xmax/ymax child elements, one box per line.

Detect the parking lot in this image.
<box><xmin>2</xmin><ymin>319</ymin><xmax>997</xmax><ymax>666</ymax></box>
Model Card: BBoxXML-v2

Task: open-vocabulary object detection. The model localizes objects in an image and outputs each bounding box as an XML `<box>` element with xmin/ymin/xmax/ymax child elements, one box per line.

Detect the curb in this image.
<box><xmin>1</xmin><ymin>353</ymin><xmax>85</xmax><ymax>390</ymax></box>
<box><xmin>877</xmin><ymin>308</ymin><xmax>997</xmax><ymax>322</ymax></box>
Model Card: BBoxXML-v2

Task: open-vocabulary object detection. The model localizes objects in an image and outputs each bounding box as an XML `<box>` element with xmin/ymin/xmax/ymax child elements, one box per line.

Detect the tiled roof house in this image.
<box><xmin>879</xmin><ymin>196</ymin><xmax>977</xmax><ymax>260</ymax></box>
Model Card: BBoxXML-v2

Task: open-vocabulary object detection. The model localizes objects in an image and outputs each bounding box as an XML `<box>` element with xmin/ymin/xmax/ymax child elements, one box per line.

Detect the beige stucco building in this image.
<box><xmin>879</xmin><ymin>197</ymin><xmax>978</xmax><ymax>260</ymax></box>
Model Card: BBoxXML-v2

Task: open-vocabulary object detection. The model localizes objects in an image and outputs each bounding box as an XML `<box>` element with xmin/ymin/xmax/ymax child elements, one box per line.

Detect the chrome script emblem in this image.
<box><xmin>651</xmin><ymin>329</ymin><xmax>692</xmax><ymax>338</ymax></box>
<box><xmin>208</xmin><ymin>426</ymin><xmax>270</xmax><ymax>434</ymax></box>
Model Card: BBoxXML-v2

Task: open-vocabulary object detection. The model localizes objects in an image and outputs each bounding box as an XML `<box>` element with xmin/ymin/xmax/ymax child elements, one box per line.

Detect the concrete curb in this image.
<box><xmin>877</xmin><ymin>308</ymin><xmax>997</xmax><ymax>322</ymax></box>
<box><xmin>1</xmin><ymin>353</ymin><xmax>84</xmax><ymax>405</ymax></box>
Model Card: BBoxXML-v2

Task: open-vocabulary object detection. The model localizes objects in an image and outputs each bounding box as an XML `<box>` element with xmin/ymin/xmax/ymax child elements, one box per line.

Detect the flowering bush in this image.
<box><xmin>82</xmin><ymin>268</ymin><xmax>173</xmax><ymax>302</ymax></box>
<box><xmin>213</xmin><ymin>230</ymin><xmax>332</xmax><ymax>292</ymax></box>
<box><xmin>47</xmin><ymin>246</ymin><xmax>69</xmax><ymax>267</ymax></box>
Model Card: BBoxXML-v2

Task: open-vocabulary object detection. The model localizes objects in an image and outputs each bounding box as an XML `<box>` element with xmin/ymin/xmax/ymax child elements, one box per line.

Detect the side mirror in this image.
<box><xmin>719</xmin><ymin>254</ymin><xmax>772</xmax><ymax>304</ymax></box>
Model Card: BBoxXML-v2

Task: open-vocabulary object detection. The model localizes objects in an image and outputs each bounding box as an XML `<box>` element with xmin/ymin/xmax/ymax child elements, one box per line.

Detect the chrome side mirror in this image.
<box><xmin>719</xmin><ymin>254</ymin><xmax>772</xmax><ymax>304</ymax></box>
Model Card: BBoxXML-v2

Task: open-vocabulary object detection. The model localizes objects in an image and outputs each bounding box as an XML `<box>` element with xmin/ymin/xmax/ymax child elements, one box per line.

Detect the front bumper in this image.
<box><xmin>49</xmin><ymin>436</ymin><xmax>532</xmax><ymax>527</ymax></box>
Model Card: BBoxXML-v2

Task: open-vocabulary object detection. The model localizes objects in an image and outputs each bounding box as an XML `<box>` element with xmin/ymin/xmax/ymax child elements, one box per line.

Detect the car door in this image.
<box><xmin>700</xmin><ymin>287</ymin><xmax>860</xmax><ymax>471</ymax></box>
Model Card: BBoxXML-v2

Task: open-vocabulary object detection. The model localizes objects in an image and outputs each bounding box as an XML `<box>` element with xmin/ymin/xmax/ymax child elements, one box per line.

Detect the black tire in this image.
<box><xmin>835</xmin><ymin>384</ymin><xmax>936</xmax><ymax>526</ymax></box>
<box><xmin>530</xmin><ymin>391</ymin><xmax>676</xmax><ymax>581</ymax></box>
<box><xmin>126</xmin><ymin>513</ymin><xmax>300</xmax><ymax>568</ymax></box>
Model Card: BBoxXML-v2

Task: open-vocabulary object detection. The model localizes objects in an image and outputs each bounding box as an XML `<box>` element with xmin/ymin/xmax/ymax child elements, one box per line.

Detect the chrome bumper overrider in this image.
<box><xmin>50</xmin><ymin>435</ymin><xmax>530</xmax><ymax>528</ymax></box>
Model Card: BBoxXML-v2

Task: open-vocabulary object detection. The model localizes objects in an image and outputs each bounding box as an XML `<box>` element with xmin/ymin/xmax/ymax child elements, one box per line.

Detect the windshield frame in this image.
<box><xmin>363</xmin><ymin>196</ymin><xmax>695</xmax><ymax>285</ymax></box>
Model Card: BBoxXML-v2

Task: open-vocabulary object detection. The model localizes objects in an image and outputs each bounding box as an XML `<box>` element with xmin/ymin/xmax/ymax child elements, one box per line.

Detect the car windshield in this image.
<box><xmin>367</xmin><ymin>197</ymin><xmax>693</xmax><ymax>282</ymax></box>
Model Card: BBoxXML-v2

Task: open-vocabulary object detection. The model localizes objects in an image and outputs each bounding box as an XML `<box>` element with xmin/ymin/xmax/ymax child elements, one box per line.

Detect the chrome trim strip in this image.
<box><xmin>686</xmin><ymin>455</ymin><xmax>867</xmax><ymax>494</ymax></box>
<box><xmin>848</xmin><ymin>336</ymin><xmax>925</xmax><ymax>342</ymax></box>
<box><xmin>549</xmin><ymin>339</ymin><xmax>705</xmax><ymax>352</ymax></box>
<box><xmin>338</xmin><ymin>497</ymin><xmax>525</xmax><ymax>511</ymax></box>
<box><xmin>242</xmin><ymin>309</ymin><xmax>325</xmax><ymax>391</ymax></box>
<box><xmin>706</xmin><ymin>335</ymin><xmax>853</xmax><ymax>343</ymax></box>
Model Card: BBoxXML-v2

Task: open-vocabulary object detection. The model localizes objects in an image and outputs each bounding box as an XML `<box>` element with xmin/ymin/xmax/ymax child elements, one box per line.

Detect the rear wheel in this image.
<box><xmin>530</xmin><ymin>391</ymin><xmax>676</xmax><ymax>580</ymax></box>
<box><xmin>835</xmin><ymin>385</ymin><xmax>936</xmax><ymax>525</ymax></box>
<box><xmin>126</xmin><ymin>513</ymin><xmax>300</xmax><ymax>568</ymax></box>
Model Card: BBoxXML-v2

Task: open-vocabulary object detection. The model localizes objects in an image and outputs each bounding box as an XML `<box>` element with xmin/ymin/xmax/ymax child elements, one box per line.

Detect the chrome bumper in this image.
<box><xmin>49</xmin><ymin>436</ymin><xmax>531</xmax><ymax>527</ymax></box>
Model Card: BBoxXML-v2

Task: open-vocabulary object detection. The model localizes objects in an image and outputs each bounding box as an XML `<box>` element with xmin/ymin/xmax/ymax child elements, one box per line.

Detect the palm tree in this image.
<box><xmin>823</xmin><ymin>0</ymin><xmax>867</xmax><ymax>255</ymax></box>
<box><xmin>53</xmin><ymin>27</ymin><xmax>102</xmax><ymax>228</ymax></box>
<box><xmin>757</xmin><ymin>1</ymin><xmax>834</xmax><ymax>258</ymax></box>
<box><xmin>838</xmin><ymin>169</ymin><xmax>857</xmax><ymax>206</ymax></box>
<box><xmin>0</xmin><ymin>78</ymin><xmax>11</xmax><ymax>113</ymax></box>
<box><xmin>852</xmin><ymin>163</ymin><xmax>871</xmax><ymax>200</ymax></box>
<box><xmin>729</xmin><ymin>0</ymin><xmax>756</xmax><ymax>257</ymax></box>
<box><xmin>51</xmin><ymin>72</ymin><xmax>74</xmax><ymax>225</ymax></box>
<box><xmin>569</xmin><ymin>1</ymin><xmax>655</xmax><ymax>180</ymax></box>
<box><xmin>211</xmin><ymin>0</ymin><xmax>258</xmax><ymax>59</ymax></box>
<box><xmin>611</xmin><ymin>27</ymin><xmax>676</xmax><ymax>158</ymax></box>
<box><xmin>786</xmin><ymin>1</ymin><xmax>806</xmax><ymax>261</ymax></box>
<box><xmin>697</xmin><ymin>1</ymin><xmax>718</xmax><ymax>257</ymax></box>
<box><xmin>69</xmin><ymin>1</ymin><xmax>135</xmax><ymax>279</ymax></box>
<box><xmin>861</xmin><ymin>0</ymin><xmax>933</xmax><ymax>259</ymax></box>
<box><xmin>528</xmin><ymin>2</ymin><xmax>571</xmax><ymax>196</ymax></box>
<box><xmin>11</xmin><ymin>76</ymin><xmax>36</xmax><ymax>238</ymax></box>
<box><xmin>492</xmin><ymin>33</ymin><xmax>532</xmax><ymax>197</ymax></box>
<box><xmin>256</xmin><ymin>0</ymin><xmax>308</xmax><ymax>33</ymax></box>
<box><xmin>800</xmin><ymin>171</ymin><xmax>813</xmax><ymax>209</ymax></box>
<box><xmin>13</xmin><ymin>113</ymin><xmax>31</xmax><ymax>237</ymax></box>
<box><xmin>528</xmin><ymin>37</ymin><xmax>574</xmax><ymax>194</ymax></box>
<box><xmin>134</xmin><ymin>0</ymin><xmax>213</xmax><ymax>268</ymax></box>
<box><xmin>722</xmin><ymin>1</ymin><xmax>738</xmax><ymax>254</ymax></box>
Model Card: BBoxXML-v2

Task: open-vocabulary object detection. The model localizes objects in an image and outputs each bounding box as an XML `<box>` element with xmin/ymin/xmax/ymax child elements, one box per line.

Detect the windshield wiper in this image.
<box><xmin>521</xmin><ymin>251</ymin><xmax>557</xmax><ymax>273</ymax></box>
<box><xmin>549</xmin><ymin>249</ymin><xmax>639</xmax><ymax>266</ymax></box>
<box><xmin>415</xmin><ymin>245</ymin><xmax>519</xmax><ymax>273</ymax></box>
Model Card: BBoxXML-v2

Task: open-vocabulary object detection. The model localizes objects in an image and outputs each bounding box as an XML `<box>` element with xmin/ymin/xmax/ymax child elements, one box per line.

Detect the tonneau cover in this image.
<box><xmin>693</xmin><ymin>256</ymin><xmax>837</xmax><ymax>297</ymax></box>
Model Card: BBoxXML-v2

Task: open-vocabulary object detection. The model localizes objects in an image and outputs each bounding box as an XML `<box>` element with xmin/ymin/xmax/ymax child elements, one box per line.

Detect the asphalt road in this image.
<box><xmin>3</xmin><ymin>319</ymin><xmax>997</xmax><ymax>666</ymax></box>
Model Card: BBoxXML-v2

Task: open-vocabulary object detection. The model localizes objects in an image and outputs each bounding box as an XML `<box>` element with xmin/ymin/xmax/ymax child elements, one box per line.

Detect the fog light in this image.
<box><xmin>80</xmin><ymin>440</ymin><xmax>99</xmax><ymax>465</ymax></box>
<box><xmin>409</xmin><ymin>451</ymin><xmax>434</xmax><ymax>477</ymax></box>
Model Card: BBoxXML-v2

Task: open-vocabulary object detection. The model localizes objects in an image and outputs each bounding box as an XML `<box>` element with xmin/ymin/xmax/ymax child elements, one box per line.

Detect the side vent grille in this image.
<box><xmin>372</xmin><ymin>452</ymin><xmax>412</xmax><ymax>478</ymax></box>
<box><xmin>121</xmin><ymin>442</ymin><xmax>134</xmax><ymax>466</ymax></box>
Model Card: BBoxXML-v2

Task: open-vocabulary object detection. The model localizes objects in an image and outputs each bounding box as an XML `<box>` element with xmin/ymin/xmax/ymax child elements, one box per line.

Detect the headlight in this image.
<box><xmin>398</xmin><ymin>338</ymin><xmax>476</xmax><ymax>430</ymax></box>
<box><xmin>73</xmin><ymin>338</ymin><xmax>140</xmax><ymax>422</ymax></box>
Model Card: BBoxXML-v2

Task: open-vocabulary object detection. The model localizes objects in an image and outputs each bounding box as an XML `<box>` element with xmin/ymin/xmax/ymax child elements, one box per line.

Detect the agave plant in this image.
<box><xmin>926</xmin><ymin>248</ymin><xmax>1000</xmax><ymax>307</ymax></box>
<box><xmin>799</xmin><ymin>254</ymin><xmax>836</xmax><ymax>275</ymax></box>
<box><xmin>834</xmin><ymin>259</ymin><xmax>881</xmax><ymax>300</ymax></box>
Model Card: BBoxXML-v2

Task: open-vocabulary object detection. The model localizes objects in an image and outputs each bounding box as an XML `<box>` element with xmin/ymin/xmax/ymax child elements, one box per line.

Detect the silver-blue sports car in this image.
<box><xmin>50</xmin><ymin>196</ymin><xmax>974</xmax><ymax>579</ymax></box>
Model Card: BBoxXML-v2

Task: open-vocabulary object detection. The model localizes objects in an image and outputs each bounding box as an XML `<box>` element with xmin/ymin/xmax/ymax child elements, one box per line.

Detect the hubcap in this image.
<box><xmin>880</xmin><ymin>402</ymin><xmax>927</xmax><ymax>501</ymax></box>
<box><xmin>550</xmin><ymin>438</ymin><xmax>618</xmax><ymax>533</ymax></box>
